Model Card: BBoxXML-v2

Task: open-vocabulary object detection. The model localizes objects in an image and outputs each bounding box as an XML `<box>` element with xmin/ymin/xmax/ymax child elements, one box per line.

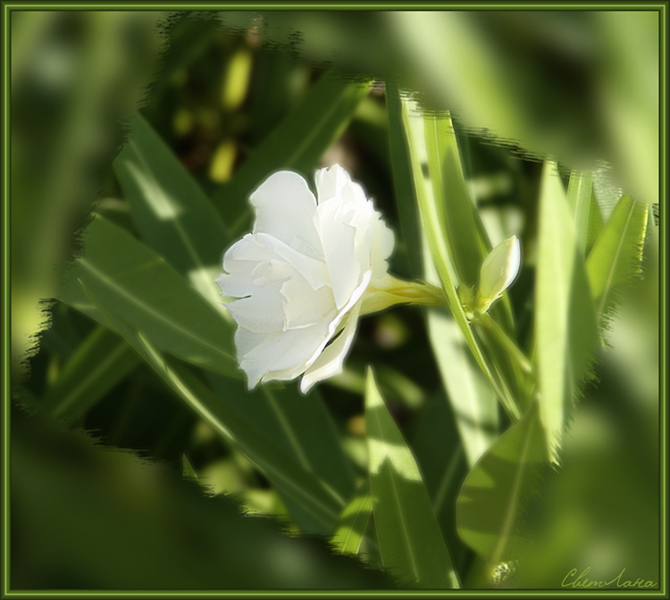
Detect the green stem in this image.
<box><xmin>476</xmin><ymin>313</ymin><xmax>534</xmax><ymax>377</ymax></box>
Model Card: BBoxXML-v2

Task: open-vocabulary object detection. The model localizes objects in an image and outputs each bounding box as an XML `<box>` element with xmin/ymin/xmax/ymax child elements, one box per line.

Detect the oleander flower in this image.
<box><xmin>216</xmin><ymin>164</ymin><xmax>440</xmax><ymax>394</ymax></box>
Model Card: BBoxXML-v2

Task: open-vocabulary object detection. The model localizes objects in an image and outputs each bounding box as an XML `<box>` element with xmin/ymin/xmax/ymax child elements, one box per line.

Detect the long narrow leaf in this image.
<box><xmin>385</xmin><ymin>82</ymin><xmax>423</xmax><ymax>277</ymax></box>
<box><xmin>427</xmin><ymin>311</ymin><xmax>498</xmax><ymax>467</ymax></box>
<box><xmin>396</xmin><ymin>92</ymin><xmax>519</xmax><ymax>421</ymax></box>
<box><xmin>366</xmin><ymin>368</ymin><xmax>459</xmax><ymax>589</ymax></box>
<box><xmin>58</xmin><ymin>214</ymin><xmax>241</xmax><ymax>379</ymax></box>
<box><xmin>423</xmin><ymin>112</ymin><xmax>515</xmax><ymax>333</ymax></box>
<box><xmin>332</xmin><ymin>481</ymin><xmax>374</xmax><ymax>556</ymax></box>
<box><xmin>78</xmin><ymin>279</ymin><xmax>344</xmax><ymax>535</ymax></box>
<box><xmin>40</xmin><ymin>325</ymin><xmax>140</xmax><ymax>422</ymax></box>
<box><xmin>586</xmin><ymin>194</ymin><xmax>649</xmax><ymax>321</ymax></box>
<box><xmin>207</xmin><ymin>375</ymin><xmax>356</xmax><ymax>512</ymax></box>
<box><xmin>456</xmin><ymin>403</ymin><xmax>548</xmax><ymax>583</ymax></box>
<box><xmin>534</xmin><ymin>161</ymin><xmax>598</xmax><ymax>462</ymax></box>
<box><xmin>566</xmin><ymin>169</ymin><xmax>593</xmax><ymax>256</ymax></box>
<box><xmin>211</xmin><ymin>71</ymin><xmax>371</xmax><ymax>237</ymax></box>
<box><xmin>114</xmin><ymin>112</ymin><xmax>230</xmax><ymax>306</ymax></box>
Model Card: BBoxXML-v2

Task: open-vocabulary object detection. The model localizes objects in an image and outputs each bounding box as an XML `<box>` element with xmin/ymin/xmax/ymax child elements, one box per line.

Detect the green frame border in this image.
<box><xmin>1</xmin><ymin>2</ymin><xmax>667</xmax><ymax>597</ymax></box>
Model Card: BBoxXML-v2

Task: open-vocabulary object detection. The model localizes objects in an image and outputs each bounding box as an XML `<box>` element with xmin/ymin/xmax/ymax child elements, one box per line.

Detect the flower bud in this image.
<box><xmin>475</xmin><ymin>235</ymin><xmax>521</xmax><ymax>313</ymax></box>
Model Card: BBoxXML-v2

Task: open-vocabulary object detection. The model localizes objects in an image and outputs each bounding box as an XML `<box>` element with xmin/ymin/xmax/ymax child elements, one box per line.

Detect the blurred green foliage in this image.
<box><xmin>8</xmin><ymin>8</ymin><xmax>661</xmax><ymax>592</ymax></box>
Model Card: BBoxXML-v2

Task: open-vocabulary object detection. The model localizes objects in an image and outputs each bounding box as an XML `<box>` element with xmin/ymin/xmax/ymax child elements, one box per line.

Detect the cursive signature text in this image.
<box><xmin>562</xmin><ymin>567</ymin><xmax>657</xmax><ymax>589</ymax></box>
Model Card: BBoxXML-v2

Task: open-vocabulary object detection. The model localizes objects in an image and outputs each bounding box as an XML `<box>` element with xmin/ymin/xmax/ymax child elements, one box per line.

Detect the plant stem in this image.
<box><xmin>476</xmin><ymin>312</ymin><xmax>534</xmax><ymax>376</ymax></box>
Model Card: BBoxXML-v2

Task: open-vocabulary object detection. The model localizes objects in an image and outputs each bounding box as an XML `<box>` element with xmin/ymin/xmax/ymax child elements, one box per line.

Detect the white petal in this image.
<box><xmin>224</xmin><ymin>290</ymin><xmax>286</xmax><ymax>333</ymax></box>
<box><xmin>315</xmin><ymin>198</ymin><xmax>363</xmax><ymax>309</ymax></box>
<box><xmin>280</xmin><ymin>274</ymin><xmax>336</xmax><ymax>330</ymax></box>
<box><xmin>250</xmin><ymin>171</ymin><xmax>323</xmax><ymax>260</ymax></box>
<box><xmin>314</xmin><ymin>164</ymin><xmax>352</xmax><ymax>204</ymax></box>
<box><xmin>237</xmin><ymin>324</ymin><xmax>332</xmax><ymax>388</ymax></box>
<box><xmin>300</xmin><ymin>302</ymin><xmax>361</xmax><ymax>394</ymax></box>
<box><xmin>255</xmin><ymin>233</ymin><xmax>330</xmax><ymax>291</ymax></box>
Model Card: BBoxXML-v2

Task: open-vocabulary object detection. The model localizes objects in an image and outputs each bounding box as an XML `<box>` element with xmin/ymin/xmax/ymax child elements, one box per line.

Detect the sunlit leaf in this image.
<box><xmin>395</xmin><ymin>91</ymin><xmax>519</xmax><ymax>422</ymax></box>
<box><xmin>534</xmin><ymin>161</ymin><xmax>598</xmax><ymax>462</ymax></box>
<box><xmin>586</xmin><ymin>194</ymin><xmax>649</xmax><ymax>322</ymax></box>
<box><xmin>114</xmin><ymin>112</ymin><xmax>230</xmax><ymax>307</ymax></box>
<box><xmin>332</xmin><ymin>481</ymin><xmax>373</xmax><ymax>556</ymax></box>
<box><xmin>207</xmin><ymin>374</ymin><xmax>356</xmax><ymax>525</ymax></box>
<box><xmin>566</xmin><ymin>169</ymin><xmax>593</xmax><ymax>256</ymax></box>
<box><xmin>366</xmin><ymin>368</ymin><xmax>459</xmax><ymax>589</ymax></box>
<box><xmin>426</xmin><ymin>311</ymin><xmax>498</xmax><ymax>466</ymax></box>
<box><xmin>58</xmin><ymin>214</ymin><xmax>241</xmax><ymax>379</ymax></box>
<box><xmin>78</xmin><ymin>279</ymin><xmax>345</xmax><ymax>535</ymax></box>
<box><xmin>456</xmin><ymin>403</ymin><xmax>548</xmax><ymax>584</ymax></box>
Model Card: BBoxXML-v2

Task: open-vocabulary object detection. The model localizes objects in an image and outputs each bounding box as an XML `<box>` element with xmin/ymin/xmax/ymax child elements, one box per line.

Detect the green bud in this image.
<box><xmin>475</xmin><ymin>235</ymin><xmax>521</xmax><ymax>313</ymax></box>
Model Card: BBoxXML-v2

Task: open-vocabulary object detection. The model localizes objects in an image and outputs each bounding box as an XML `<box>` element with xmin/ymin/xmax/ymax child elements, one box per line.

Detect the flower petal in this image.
<box><xmin>314</xmin><ymin>198</ymin><xmax>363</xmax><ymax>309</ymax></box>
<box><xmin>250</xmin><ymin>170</ymin><xmax>323</xmax><ymax>260</ymax></box>
<box><xmin>236</xmin><ymin>324</ymin><xmax>332</xmax><ymax>389</ymax></box>
<box><xmin>300</xmin><ymin>302</ymin><xmax>362</xmax><ymax>394</ymax></box>
<box><xmin>314</xmin><ymin>164</ymin><xmax>352</xmax><ymax>204</ymax></box>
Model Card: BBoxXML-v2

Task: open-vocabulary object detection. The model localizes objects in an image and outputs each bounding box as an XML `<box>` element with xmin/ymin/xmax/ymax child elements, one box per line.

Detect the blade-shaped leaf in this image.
<box><xmin>426</xmin><ymin>310</ymin><xmax>498</xmax><ymax>467</ymax></box>
<box><xmin>395</xmin><ymin>92</ymin><xmax>519</xmax><ymax>421</ymax></box>
<box><xmin>211</xmin><ymin>70</ymin><xmax>371</xmax><ymax>237</ymax></box>
<box><xmin>387</xmin><ymin>85</ymin><xmax>499</xmax><ymax>468</ymax></box>
<box><xmin>534</xmin><ymin>161</ymin><xmax>598</xmax><ymax>462</ymax></box>
<box><xmin>41</xmin><ymin>325</ymin><xmax>140</xmax><ymax>423</ymax></box>
<box><xmin>385</xmin><ymin>82</ymin><xmax>423</xmax><ymax>277</ymax></box>
<box><xmin>408</xmin><ymin>390</ymin><xmax>470</xmax><ymax>575</ymax></box>
<box><xmin>366</xmin><ymin>368</ymin><xmax>459</xmax><ymax>589</ymax></box>
<box><xmin>78</xmin><ymin>279</ymin><xmax>344</xmax><ymax>535</ymax></box>
<box><xmin>456</xmin><ymin>403</ymin><xmax>548</xmax><ymax>583</ymax></box>
<box><xmin>332</xmin><ymin>481</ymin><xmax>374</xmax><ymax>556</ymax></box>
<box><xmin>423</xmin><ymin>113</ymin><xmax>488</xmax><ymax>288</ymax></box>
<box><xmin>586</xmin><ymin>194</ymin><xmax>649</xmax><ymax>321</ymax></box>
<box><xmin>58</xmin><ymin>214</ymin><xmax>241</xmax><ymax>379</ymax></box>
<box><xmin>207</xmin><ymin>374</ymin><xmax>356</xmax><ymax>514</ymax></box>
<box><xmin>566</xmin><ymin>169</ymin><xmax>593</xmax><ymax>256</ymax></box>
<box><xmin>423</xmin><ymin>111</ymin><xmax>515</xmax><ymax>333</ymax></box>
<box><xmin>114</xmin><ymin>112</ymin><xmax>230</xmax><ymax>307</ymax></box>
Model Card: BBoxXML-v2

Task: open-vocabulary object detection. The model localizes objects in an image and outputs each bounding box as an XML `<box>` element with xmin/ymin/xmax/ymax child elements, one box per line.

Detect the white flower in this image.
<box><xmin>216</xmin><ymin>164</ymin><xmax>395</xmax><ymax>394</ymax></box>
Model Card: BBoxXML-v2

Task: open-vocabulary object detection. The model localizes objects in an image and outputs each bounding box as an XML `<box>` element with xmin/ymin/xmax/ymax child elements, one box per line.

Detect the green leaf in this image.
<box><xmin>423</xmin><ymin>113</ymin><xmax>489</xmax><ymax>288</ymax></box>
<box><xmin>41</xmin><ymin>325</ymin><xmax>140</xmax><ymax>423</ymax></box>
<box><xmin>77</xmin><ymin>279</ymin><xmax>344</xmax><ymax>535</ymax></box>
<box><xmin>395</xmin><ymin>91</ymin><xmax>520</xmax><ymax>421</ymax></box>
<box><xmin>211</xmin><ymin>70</ymin><xmax>371</xmax><ymax>237</ymax></box>
<box><xmin>408</xmin><ymin>390</ymin><xmax>470</xmax><ymax>574</ymax></box>
<box><xmin>366</xmin><ymin>368</ymin><xmax>459</xmax><ymax>589</ymax></box>
<box><xmin>585</xmin><ymin>189</ymin><xmax>605</xmax><ymax>255</ymax></box>
<box><xmin>426</xmin><ymin>310</ymin><xmax>498</xmax><ymax>467</ymax></box>
<box><xmin>388</xmin><ymin>86</ymin><xmax>498</xmax><ymax>468</ymax></box>
<box><xmin>386</xmin><ymin>81</ymin><xmax>423</xmax><ymax>277</ymax></box>
<box><xmin>566</xmin><ymin>169</ymin><xmax>593</xmax><ymax>256</ymax></box>
<box><xmin>422</xmin><ymin>111</ymin><xmax>516</xmax><ymax>334</ymax></box>
<box><xmin>182</xmin><ymin>454</ymin><xmax>198</xmax><ymax>480</ymax></box>
<box><xmin>332</xmin><ymin>481</ymin><xmax>374</xmax><ymax>556</ymax></box>
<box><xmin>114</xmin><ymin>112</ymin><xmax>230</xmax><ymax>307</ymax></box>
<box><xmin>456</xmin><ymin>403</ymin><xmax>548</xmax><ymax>582</ymax></box>
<box><xmin>207</xmin><ymin>375</ymin><xmax>356</xmax><ymax>518</ymax></box>
<box><xmin>58</xmin><ymin>214</ymin><xmax>241</xmax><ymax>380</ymax></box>
<box><xmin>534</xmin><ymin>161</ymin><xmax>598</xmax><ymax>462</ymax></box>
<box><xmin>586</xmin><ymin>194</ymin><xmax>649</xmax><ymax>321</ymax></box>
